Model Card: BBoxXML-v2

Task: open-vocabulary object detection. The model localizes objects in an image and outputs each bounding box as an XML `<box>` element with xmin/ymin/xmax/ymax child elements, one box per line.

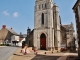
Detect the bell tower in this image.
<box><xmin>34</xmin><ymin>0</ymin><xmax>61</xmax><ymax>51</ymax></box>
<box><xmin>34</xmin><ymin>0</ymin><xmax>54</xmax><ymax>29</ymax></box>
<box><xmin>34</xmin><ymin>0</ymin><xmax>55</xmax><ymax>50</ymax></box>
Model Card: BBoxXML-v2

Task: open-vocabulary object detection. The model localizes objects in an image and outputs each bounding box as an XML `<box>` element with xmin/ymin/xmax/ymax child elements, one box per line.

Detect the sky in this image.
<box><xmin>0</xmin><ymin>0</ymin><xmax>77</xmax><ymax>34</ymax></box>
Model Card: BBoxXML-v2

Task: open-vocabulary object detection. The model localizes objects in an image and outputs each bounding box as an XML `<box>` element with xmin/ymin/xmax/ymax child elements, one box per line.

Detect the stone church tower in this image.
<box><xmin>34</xmin><ymin>0</ymin><xmax>61</xmax><ymax>51</ymax></box>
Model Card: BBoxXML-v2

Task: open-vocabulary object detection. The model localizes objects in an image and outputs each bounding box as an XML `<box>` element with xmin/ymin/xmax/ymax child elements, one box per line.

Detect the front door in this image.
<box><xmin>40</xmin><ymin>33</ymin><xmax>46</xmax><ymax>50</ymax></box>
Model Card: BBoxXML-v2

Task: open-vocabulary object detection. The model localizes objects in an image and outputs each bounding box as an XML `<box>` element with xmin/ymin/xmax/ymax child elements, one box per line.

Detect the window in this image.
<box><xmin>42</xmin><ymin>4</ymin><xmax>44</xmax><ymax>8</ymax></box>
<box><xmin>39</xmin><ymin>5</ymin><xmax>41</xmax><ymax>9</ymax></box>
<box><xmin>41</xmin><ymin>3</ymin><xmax>47</xmax><ymax>9</ymax></box>
<box><xmin>45</xmin><ymin>3</ymin><xmax>47</xmax><ymax>9</ymax></box>
<box><xmin>42</xmin><ymin>13</ymin><xmax>44</xmax><ymax>25</ymax></box>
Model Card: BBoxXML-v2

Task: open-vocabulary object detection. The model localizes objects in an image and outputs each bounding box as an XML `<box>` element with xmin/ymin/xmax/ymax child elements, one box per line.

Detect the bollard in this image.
<box><xmin>36</xmin><ymin>51</ymin><xmax>37</xmax><ymax>55</ymax></box>
<box><xmin>34</xmin><ymin>51</ymin><xmax>37</xmax><ymax>55</ymax></box>
<box><xmin>34</xmin><ymin>47</ymin><xmax>38</xmax><ymax>55</ymax></box>
<box><xmin>52</xmin><ymin>51</ymin><xmax>53</xmax><ymax>53</ymax></box>
<box><xmin>24</xmin><ymin>51</ymin><xmax>27</xmax><ymax>55</ymax></box>
<box><xmin>34</xmin><ymin>50</ymin><xmax>37</xmax><ymax>55</ymax></box>
<box><xmin>24</xmin><ymin>48</ymin><xmax>27</xmax><ymax>55</ymax></box>
<box><xmin>20</xmin><ymin>50</ymin><xmax>22</xmax><ymax>53</ymax></box>
<box><xmin>45</xmin><ymin>52</ymin><xmax>46</xmax><ymax>54</ymax></box>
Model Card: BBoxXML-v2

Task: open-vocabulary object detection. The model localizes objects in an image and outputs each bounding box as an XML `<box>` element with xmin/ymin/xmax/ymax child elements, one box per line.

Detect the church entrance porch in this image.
<box><xmin>40</xmin><ymin>33</ymin><xmax>46</xmax><ymax>50</ymax></box>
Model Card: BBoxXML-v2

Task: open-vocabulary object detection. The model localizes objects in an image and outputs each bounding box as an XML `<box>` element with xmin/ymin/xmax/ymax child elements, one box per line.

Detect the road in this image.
<box><xmin>0</xmin><ymin>46</ymin><xmax>18</xmax><ymax>60</ymax></box>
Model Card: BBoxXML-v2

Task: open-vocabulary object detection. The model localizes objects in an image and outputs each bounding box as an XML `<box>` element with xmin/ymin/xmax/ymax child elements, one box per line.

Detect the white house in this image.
<box><xmin>11</xmin><ymin>35</ymin><xmax>19</xmax><ymax>46</ymax></box>
<box><xmin>18</xmin><ymin>38</ymin><xmax>25</xmax><ymax>47</ymax></box>
<box><xmin>11</xmin><ymin>35</ymin><xmax>26</xmax><ymax>46</ymax></box>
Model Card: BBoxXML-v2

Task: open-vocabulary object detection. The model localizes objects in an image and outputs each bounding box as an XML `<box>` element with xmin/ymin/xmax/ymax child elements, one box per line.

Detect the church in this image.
<box><xmin>33</xmin><ymin>0</ymin><xmax>61</xmax><ymax>51</ymax></box>
<box><xmin>26</xmin><ymin>0</ymin><xmax>75</xmax><ymax>51</ymax></box>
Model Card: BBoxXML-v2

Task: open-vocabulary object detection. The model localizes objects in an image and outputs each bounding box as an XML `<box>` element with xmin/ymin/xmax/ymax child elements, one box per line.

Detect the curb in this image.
<box><xmin>57</xmin><ymin>56</ymin><xmax>67</xmax><ymax>60</ymax></box>
<box><xmin>7</xmin><ymin>48</ymin><xmax>19</xmax><ymax>60</ymax></box>
<box><xmin>8</xmin><ymin>55</ymin><xmax>13</xmax><ymax>60</ymax></box>
<box><xmin>0</xmin><ymin>46</ymin><xmax>7</xmax><ymax>47</ymax></box>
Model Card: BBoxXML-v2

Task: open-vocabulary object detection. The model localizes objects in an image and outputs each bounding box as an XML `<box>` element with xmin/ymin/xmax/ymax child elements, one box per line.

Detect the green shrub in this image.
<box><xmin>0</xmin><ymin>44</ymin><xmax>4</xmax><ymax>46</ymax></box>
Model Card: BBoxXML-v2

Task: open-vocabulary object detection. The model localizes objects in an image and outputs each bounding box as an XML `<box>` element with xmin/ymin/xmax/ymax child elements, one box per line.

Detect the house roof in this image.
<box><xmin>22</xmin><ymin>34</ymin><xmax>27</xmax><ymax>37</ymax></box>
<box><xmin>19</xmin><ymin>34</ymin><xmax>27</xmax><ymax>38</ymax></box>
<box><xmin>7</xmin><ymin>28</ymin><xmax>18</xmax><ymax>35</ymax></box>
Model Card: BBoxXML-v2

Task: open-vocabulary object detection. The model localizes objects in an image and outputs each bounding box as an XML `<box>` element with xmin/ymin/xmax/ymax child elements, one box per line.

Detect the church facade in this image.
<box><xmin>33</xmin><ymin>0</ymin><xmax>61</xmax><ymax>50</ymax></box>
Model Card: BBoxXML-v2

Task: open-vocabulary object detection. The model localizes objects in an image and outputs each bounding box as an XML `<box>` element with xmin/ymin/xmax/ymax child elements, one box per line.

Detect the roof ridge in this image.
<box><xmin>7</xmin><ymin>28</ymin><xmax>18</xmax><ymax>35</ymax></box>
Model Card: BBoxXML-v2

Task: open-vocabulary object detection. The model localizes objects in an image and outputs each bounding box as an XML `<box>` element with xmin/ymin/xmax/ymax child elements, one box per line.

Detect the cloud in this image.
<box><xmin>13</xmin><ymin>12</ymin><xmax>18</xmax><ymax>17</ymax></box>
<box><xmin>3</xmin><ymin>11</ymin><xmax>9</xmax><ymax>16</ymax></box>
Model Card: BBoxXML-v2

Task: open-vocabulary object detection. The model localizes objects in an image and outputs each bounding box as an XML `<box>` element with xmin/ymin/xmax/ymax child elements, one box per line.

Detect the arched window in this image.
<box><xmin>42</xmin><ymin>13</ymin><xmax>44</xmax><ymax>25</ymax></box>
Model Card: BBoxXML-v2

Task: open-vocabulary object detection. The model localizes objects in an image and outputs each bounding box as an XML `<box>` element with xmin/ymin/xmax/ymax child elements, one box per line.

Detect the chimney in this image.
<box><xmin>2</xmin><ymin>25</ymin><xmax>6</xmax><ymax>29</ymax></box>
<box><xmin>11</xmin><ymin>27</ymin><xmax>12</xmax><ymax>29</ymax></box>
